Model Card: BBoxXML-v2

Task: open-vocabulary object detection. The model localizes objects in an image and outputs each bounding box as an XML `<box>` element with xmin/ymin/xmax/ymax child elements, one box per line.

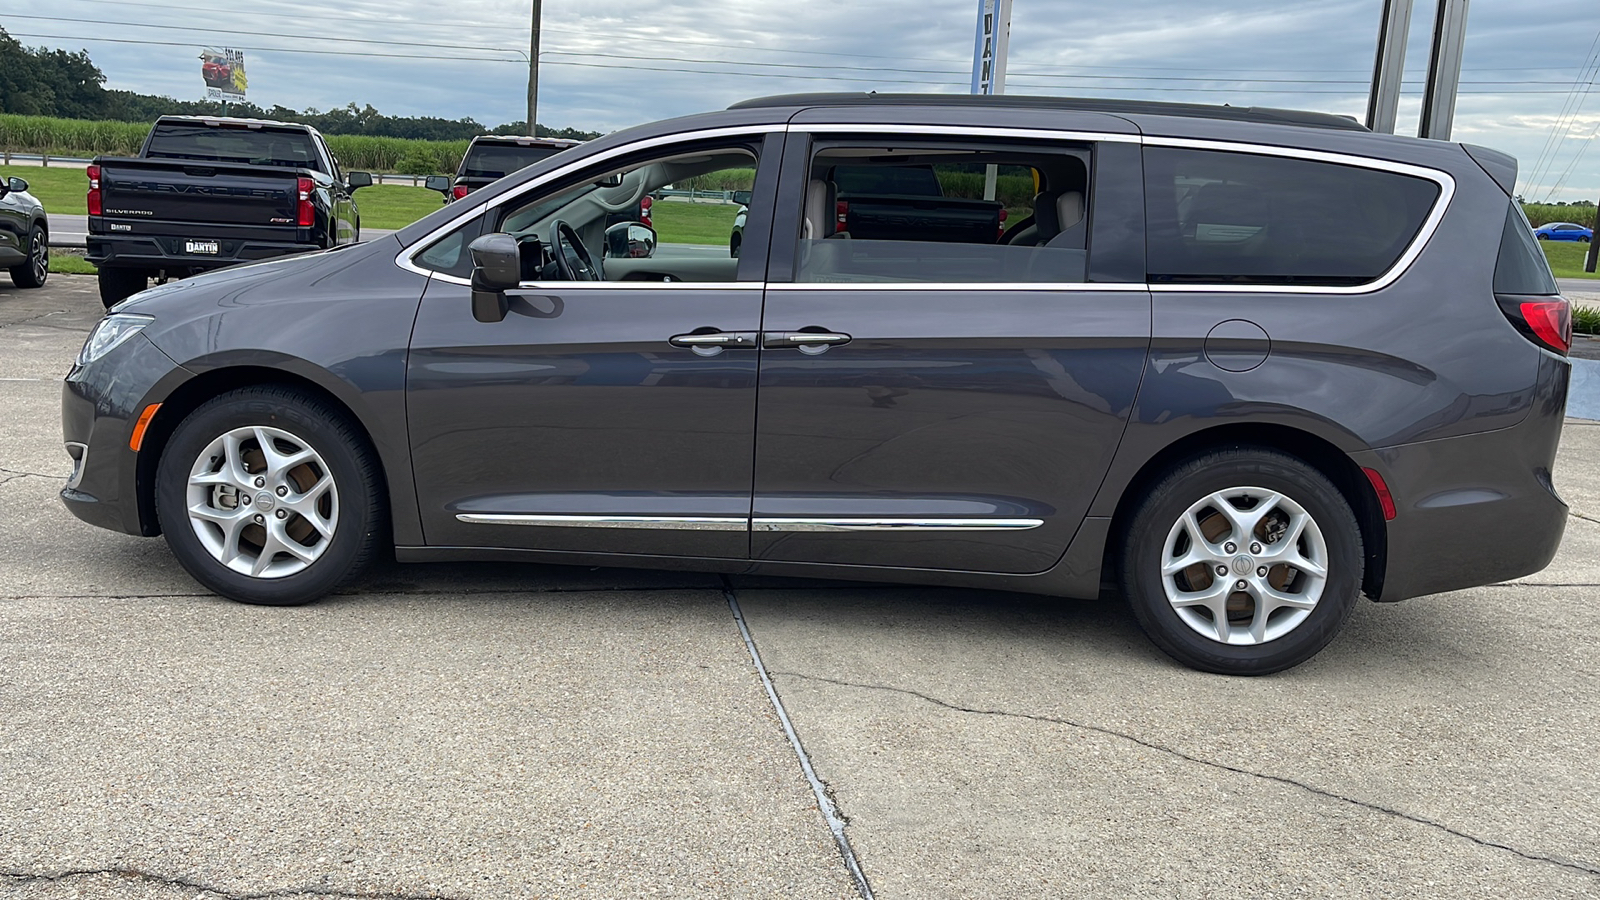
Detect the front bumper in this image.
<box><xmin>60</xmin><ymin>333</ymin><xmax>191</xmax><ymax>536</ymax></box>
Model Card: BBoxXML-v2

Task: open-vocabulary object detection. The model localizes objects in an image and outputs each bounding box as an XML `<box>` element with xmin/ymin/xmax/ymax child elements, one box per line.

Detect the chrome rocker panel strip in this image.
<box><xmin>456</xmin><ymin>514</ymin><xmax>1045</xmax><ymax>532</ymax></box>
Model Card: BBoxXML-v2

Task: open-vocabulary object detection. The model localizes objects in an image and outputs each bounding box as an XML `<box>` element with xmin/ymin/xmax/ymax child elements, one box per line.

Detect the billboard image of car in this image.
<box><xmin>200</xmin><ymin>48</ymin><xmax>247</xmax><ymax>103</ymax></box>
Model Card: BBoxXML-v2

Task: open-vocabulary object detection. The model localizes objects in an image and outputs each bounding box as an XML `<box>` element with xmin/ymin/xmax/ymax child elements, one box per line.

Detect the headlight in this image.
<box><xmin>77</xmin><ymin>314</ymin><xmax>154</xmax><ymax>366</ymax></box>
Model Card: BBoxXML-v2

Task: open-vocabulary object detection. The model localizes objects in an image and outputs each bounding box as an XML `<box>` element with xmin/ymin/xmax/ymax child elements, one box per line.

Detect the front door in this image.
<box><xmin>405</xmin><ymin>132</ymin><xmax>781</xmax><ymax>559</ymax></box>
<box><xmin>751</xmin><ymin>123</ymin><xmax>1151</xmax><ymax>574</ymax></box>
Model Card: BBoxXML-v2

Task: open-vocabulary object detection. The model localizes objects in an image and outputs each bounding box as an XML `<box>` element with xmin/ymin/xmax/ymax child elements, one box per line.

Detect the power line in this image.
<box><xmin>5</xmin><ymin>30</ymin><xmax>1594</xmax><ymax>96</ymax></box>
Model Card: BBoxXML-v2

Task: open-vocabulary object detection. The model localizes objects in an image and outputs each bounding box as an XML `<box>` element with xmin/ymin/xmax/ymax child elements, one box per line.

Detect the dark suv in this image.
<box><xmin>429</xmin><ymin>135</ymin><xmax>584</xmax><ymax>202</ymax></box>
<box><xmin>61</xmin><ymin>93</ymin><xmax>1571</xmax><ymax>675</ymax></box>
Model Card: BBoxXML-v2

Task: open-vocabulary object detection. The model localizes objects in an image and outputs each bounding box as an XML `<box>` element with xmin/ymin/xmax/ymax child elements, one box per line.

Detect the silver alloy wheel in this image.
<box><xmin>1159</xmin><ymin>486</ymin><xmax>1328</xmax><ymax>645</ymax></box>
<box><xmin>29</xmin><ymin>231</ymin><xmax>47</xmax><ymax>282</ymax></box>
<box><xmin>185</xmin><ymin>425</ymin><xmax>339</xmax><ymax>578</ymax></box>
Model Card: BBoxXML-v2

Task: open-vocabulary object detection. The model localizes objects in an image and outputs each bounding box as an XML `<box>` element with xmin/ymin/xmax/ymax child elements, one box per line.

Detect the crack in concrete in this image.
<box><xmin>0</xmin><ymin>308</ymin><xmax>70</xmax><ymax>332</ymax></box>
<box><xmin>0</xmin><ymin>867</ymin><xmax>468</xmax><ymax>900</ymax></box>
<box><xmin>775</xmin><ymin>670</ymin><xmax>1600</xmax><ymax>880</ymax></box>
<box><xmin>0</xmin><ymin>466</ymin><xmax>67</xmax><ymax>483</ymax></box>
<box><xmin>1568</xmin><ymin>510</ymin><xmax>1600</xmax><ymax>526</ymax></box>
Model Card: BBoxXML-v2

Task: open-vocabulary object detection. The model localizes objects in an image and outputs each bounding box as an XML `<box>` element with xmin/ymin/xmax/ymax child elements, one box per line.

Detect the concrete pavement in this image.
<box><xmin>2</xmin><ymin>276</ymin><xmax>1598</xmax><ymax>899</ymax></box>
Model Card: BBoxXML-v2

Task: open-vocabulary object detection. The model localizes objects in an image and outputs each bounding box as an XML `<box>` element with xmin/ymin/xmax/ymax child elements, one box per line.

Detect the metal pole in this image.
<box><xmin>1587</xmin><ymin>202</ymin><xmax>1599</xmax><ymax>273</ymax></box>
<box><xmin>1419</xmin><ymin>0</ymin><xmax>1470</xmax><ymax>140</ymax></box>
<box><xmin>527</xmin><ymin>0</ymin><xmax>541</xmax><ymax>135</ymax></box>
<box><xmin>971</xmin><ymin>0</ymin><xmax>1012</xmax><ymax>200</ymax></box>
<box><xmin>1365</xmin><ymin>0</ymin><xmax>1414</xmax><ymax>133</ymax></box>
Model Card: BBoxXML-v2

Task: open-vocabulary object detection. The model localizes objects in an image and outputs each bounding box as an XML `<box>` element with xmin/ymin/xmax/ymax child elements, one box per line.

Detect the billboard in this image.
<box><xmin>200</xmin><ymin>48</ymin><xmax>247</xmax><ymax>103</ymax></box>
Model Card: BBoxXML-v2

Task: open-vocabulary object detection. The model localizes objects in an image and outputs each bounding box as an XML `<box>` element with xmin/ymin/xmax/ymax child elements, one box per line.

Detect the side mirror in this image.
<box><xmin>347</xmin><ymin>171</ymin><xmax>373</xmax><ymax>190</ymax></box>
<box><xmin>425</xmin><ymin>175</ymin><xmax>451</xmax><ymax>194</ymax></box>
<box><xmin>604</xmin><ymin>222</ymin><xmax>657</xmax><ymax>259</ymax></box>
<box><xmin>731</xmin><ymin>190</ymin><xmax>752</xmax><ymax>207</ymax></box>
<box><xmin>4</xmin><ymin>176</ymin><xmax>27</xmax><ymax>196</ymax></box>
<box><xmin>468</xmin><ymin>233</ymin><xmax>521</xmax><ymax>323</ymax></box>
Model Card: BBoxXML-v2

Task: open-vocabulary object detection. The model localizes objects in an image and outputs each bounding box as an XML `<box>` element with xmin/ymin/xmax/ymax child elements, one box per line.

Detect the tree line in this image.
<box><xmin>0</xmin><ymin>28</ymin><xmax>599</xmax><ymax>141</ymax></box>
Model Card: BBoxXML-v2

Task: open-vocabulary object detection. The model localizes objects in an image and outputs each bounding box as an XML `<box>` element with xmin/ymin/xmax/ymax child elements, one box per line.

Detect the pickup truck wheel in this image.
<box><xmin>9</xmin><ymin>225</ymin><xmax>48</xmax><ymax>288</ymax></box>
<box><xmin>98</xmin><ymin>268</ymin><xmax>149</xmax><ymax>308</ymax></box>
<box><xmin>154</xmin><ymin>386</ymin><xmax>386</xmax><ymax>606</ymax></box>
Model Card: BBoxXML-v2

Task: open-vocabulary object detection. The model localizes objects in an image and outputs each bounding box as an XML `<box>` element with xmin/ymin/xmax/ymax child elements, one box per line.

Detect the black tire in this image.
<box><xmin>1537</xmin><ymin>233</ymin><xmax>1548</xmax><ymax>240</ymax></box>
<box><xmin>1583</xmin><ymin>236</ymin><xmax>1592</xmax><ymax>243</ymax></box>
<box><xmin>730</xmin><ymin>234</ymin><xmax>742</xmax><ymax>259</ymax></box>
<box><xmin>155</xmin><ymin>386</ymin><xmax>386</xmax><ymax>606</ymax></box>
<box><xmin>98</xmin><ymin>267</ymin><xmax>149</xmax><ymax>309</ymax></box>
<box><xmin>9</xmin><ymin>224</ymin><xmax>48</xmax><ymax>288</ymax></box>
<box><xmin>1118</xmin><ymin>447</ymin><xmax>1362</xmax><ymax>676</ymax></box>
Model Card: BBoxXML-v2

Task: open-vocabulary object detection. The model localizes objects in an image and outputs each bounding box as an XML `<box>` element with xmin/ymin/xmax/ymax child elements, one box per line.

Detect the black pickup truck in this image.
<box><xmin>87</xmin><ymin>116</ymin><xmax>373</xmax><ymax>307</ymax></box>
<box><xmin>830</xmin><ymin>164</ymin><xmax>1004</xmax><ymax>243</ymax></box>
<box><xmin>426</xmin><ymin>135</ymin><xmax>583</xmax><ymax>202</ymax></box>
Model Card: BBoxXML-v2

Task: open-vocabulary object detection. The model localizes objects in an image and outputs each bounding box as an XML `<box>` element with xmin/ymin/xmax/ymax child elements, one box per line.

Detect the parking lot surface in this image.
<box><xmin>2</xmin><ymin>276</ymin><xmax>1598</xmax><ymax>899</ymax></box>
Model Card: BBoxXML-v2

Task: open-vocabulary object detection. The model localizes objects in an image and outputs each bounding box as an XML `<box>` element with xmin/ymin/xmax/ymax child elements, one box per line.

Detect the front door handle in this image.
<box><xmin>763</xmin><ymin>330</ymin><xmax>852</xmax><ymax>350</ymax></box>
<box><xmin>668</xmin><ymin>330</ymin><xmax>758</xmax><ymax>356</ymax></box>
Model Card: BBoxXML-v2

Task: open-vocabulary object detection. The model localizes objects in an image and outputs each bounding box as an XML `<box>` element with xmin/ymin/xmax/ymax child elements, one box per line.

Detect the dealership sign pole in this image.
<box><xmin>1365</xmin><ymin>0</ymin><xmax>1414</xmax><ymax>133</ymax></box>
<box><xmin>971</xmin><ymin>0</ymin><xmax>1013</xmax><ymax>200</ymax></box>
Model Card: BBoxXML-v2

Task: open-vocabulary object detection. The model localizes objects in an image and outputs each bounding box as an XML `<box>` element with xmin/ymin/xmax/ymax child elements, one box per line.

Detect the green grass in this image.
<box><xmin>650</xmin><ymin>200</ymin><xmax>739</xmax><ymax>246</ymax></box>
<box><xmin>356</xmin><ymin>184</ymin><xmax>444</xmax><ymax>230</ymax></box>
<box><xmin>7</xmin><ymin>165</ymin><xmax>90</xmax><ymax>215</ymax></box>
<box><xmin>48</xmin><ymin>251</ymin><xmax>96</xmax><ymax>275</ymax></box>
<box><xmin>1541</xmin><ymin>241</ymin><xmax>1600</xmax><ymax>279</ymax></box>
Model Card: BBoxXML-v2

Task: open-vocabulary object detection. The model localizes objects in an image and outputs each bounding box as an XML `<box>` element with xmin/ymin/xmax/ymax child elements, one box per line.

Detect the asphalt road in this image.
<box><xmin>2</xmin><ymin>276</ymin><xmax>1599</xmax><ymax>899</ymax></box>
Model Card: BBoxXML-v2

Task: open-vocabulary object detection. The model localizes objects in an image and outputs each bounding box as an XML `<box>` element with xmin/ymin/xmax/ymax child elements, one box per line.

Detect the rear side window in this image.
<box><xmin>1144</xmin><ymin>147</ymin><xmax>1440</xmax><ymax>286</ymax></box>
<box><xmin>1494</xmin><ymin>203</ymin><xmax>1559</xmax><ymax>295</ymax></box>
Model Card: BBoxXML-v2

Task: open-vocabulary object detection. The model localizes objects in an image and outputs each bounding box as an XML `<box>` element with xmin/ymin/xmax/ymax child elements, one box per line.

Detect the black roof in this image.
<box><xmin>729</xmin><ymin>93</ymin><xmax>1368</xmax><ymax>132</ymax></box>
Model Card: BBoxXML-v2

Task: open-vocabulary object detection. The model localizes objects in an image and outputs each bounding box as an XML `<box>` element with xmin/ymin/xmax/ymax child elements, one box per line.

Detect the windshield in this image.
<box><xmin>462</xmin><ymin>144</ymin><xmax>572</xmax><ymax>179</ymax></box>
<box><xmin>144</xmin><ymin>125</ymin><xmax>324</xmax><ymax>171</ymax></box>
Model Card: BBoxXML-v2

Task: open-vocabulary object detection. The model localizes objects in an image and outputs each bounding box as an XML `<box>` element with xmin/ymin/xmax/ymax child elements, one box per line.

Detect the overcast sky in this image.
<box><xmin>6</xmin><ymin>0</ymin><xmax>1600</xmax><ymax>202</ymax></box>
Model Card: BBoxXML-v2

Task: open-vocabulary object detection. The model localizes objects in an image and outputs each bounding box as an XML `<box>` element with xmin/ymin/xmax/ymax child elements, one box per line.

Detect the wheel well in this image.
<box><xmin>134</xmin><ymin>367</ymin><xmax>387</xmax><ymax>537</ymax></box>
<box><xmin>1103</xmin><ymin>424</ymin><xmax>1387</xmax><ymax>601</ymax></box>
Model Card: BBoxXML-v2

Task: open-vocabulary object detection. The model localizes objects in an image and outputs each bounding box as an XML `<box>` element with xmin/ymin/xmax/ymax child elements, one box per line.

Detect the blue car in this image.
<box><xmin>1534</xmin><ymin>221</ymin><xmax>1593</xmax><ymax>241</ymax></box>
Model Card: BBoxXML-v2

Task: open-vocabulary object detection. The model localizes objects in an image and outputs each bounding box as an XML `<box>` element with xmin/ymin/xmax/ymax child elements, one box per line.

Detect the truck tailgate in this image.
<box><xmin>96</xmin><ymin>158</ymin><xmax>305</xmax><ymax>235</ymax></box>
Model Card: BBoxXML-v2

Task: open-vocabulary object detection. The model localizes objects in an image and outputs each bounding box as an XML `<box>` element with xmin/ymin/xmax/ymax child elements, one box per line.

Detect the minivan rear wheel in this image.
<box><xmin>155</xmin><ymin>386</ymin><xmax>385</xmax><ymax>606</ymax></box>
<box><xmin>1119</xmin><ymin>448</ymin><xmax>1362</xmax><ymax>675</ymax></box>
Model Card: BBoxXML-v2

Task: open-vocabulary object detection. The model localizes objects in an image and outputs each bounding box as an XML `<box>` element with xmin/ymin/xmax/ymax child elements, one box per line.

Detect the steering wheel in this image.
<box><xmin>547</xmin><ymin>219</ymin><xmax>601</xmax><ymax>281</ymax></box>
<box><xmin>590</xmin><ymin>172</ymin><xmax>648</xmax><ymax>213</ymax></box>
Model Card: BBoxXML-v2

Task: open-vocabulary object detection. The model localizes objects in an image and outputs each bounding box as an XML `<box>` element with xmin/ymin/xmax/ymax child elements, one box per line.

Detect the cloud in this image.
<box><xmin>6</xmin><ymin>0</ymin><xmax>1599</xmax><ymax>199</ymax></box>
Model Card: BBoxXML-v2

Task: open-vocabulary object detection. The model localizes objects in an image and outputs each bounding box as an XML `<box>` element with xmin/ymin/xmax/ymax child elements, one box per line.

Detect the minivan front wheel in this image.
<box><xmin>1120</xmin><ymin>449</ymin><xmax>1362</xmax><ymax>675</ymax></box>
<box><xmin>155</xmin><ymin>386</ymin><xmax>384</xmax><ymax>606</ymax></box>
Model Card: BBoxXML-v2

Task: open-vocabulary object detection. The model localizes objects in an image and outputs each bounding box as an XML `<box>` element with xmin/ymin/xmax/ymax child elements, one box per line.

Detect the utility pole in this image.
<box><xmin>1365</xmin><ymin>0</ymin><xmax>1414</xmax><ymax>133</ymax></box>
<box><xmin>527</xmin><ymin>0</ymin><xmax>541</xmax><ymax>136</ymax></box>
<box><xmin>970</xmin><ymin>0</ymin><xmax>1012</xmax><ymax>201</ymax></box>
<box><xmin>1418</xmin><ymin>0</ymin><xmax>1470</xmax><ymax>140</ymax></box>
<box><xmin>1587</xmin><ymin>200</ymin><xmax>1599</xmax><ymax>273</ymax></box>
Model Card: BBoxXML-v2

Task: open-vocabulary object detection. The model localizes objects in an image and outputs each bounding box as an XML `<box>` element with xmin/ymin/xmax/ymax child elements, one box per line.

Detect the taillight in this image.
<box><xmin>1497</xmin><ymin>293</ymin><xmax>1571</xmax><ymax>356</ymax></box>
<box><xmin>998</xmin><ymin>207</ymin><xmax>1008</xmax><ymax>241</ymax></box>
<box><xmin>836</xmin><ymin>200</ymin><xmax>849</xmax><ymax>229</ymax></box>
<box><xmin>640</xmin><ymin>195</ymin><xmax>652</xmax><ymax>227</ymax></box>
<box><xmin>452</xmin><ymin>185</ymin><xmax>470</xmax><ymax>201</ymax></box>
<box><xmin>296</xmin><ymin>177</ymin><xmax>315</xmax><ymax>228</ymax></box>
<box><xmin>86</xmin><ymin>164</ymin><xmax>102</xmax><ymax>216</ymax></box>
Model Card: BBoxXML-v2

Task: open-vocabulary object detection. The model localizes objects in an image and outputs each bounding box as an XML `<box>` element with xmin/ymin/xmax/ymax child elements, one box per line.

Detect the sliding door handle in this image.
<box><xmin>763</xmin><ymin>330</ymin><xmax>852</xmax><ymax>351</ymax></box>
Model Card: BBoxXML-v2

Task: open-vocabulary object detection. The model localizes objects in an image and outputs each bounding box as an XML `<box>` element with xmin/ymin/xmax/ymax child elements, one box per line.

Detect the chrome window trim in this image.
<box><xmin>1142</xmin><ymin>136</ymin><xmax>1456</xmax><ymax>296</ymax></box>
<box><xmin>790</xmin><ymin>123</ymin><xmax>1139</xmax><ymax>144</ymax></box>
<box><xmin>753</xmin><ymin>518</ymin><xmax>1043</xmax><ymax>532</ymax></box>
<box><xmin>456</xmin><ymin>513</ymin><xmax>747</xmax><ymax>531</ymax></box>
<box><xmin>768</xmin><ymin>282</ymin><xmax>1149</xmax><ymax>292</ymax></box>
<box><xmin>397</xmin><ymin>124</ymin><xmax>1456</xmax><ymax>297</ymax></box>
<box><xmin>395</xmin><ymin>124</ymin><xmax>786</xmax><ymax>281</ymax></box>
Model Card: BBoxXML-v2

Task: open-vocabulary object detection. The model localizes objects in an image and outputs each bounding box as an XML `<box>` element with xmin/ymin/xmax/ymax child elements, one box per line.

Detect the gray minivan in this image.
<box><xmin>61</xmin><ymin>94</ymin><xmax>1570</xmax><ymax>675</ymax></box>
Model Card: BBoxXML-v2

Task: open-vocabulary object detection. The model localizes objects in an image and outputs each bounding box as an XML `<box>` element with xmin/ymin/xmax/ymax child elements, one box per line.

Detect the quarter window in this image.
<box><xmin>793</xmin><ymin>141</ymin><xmax>1093</xmax><ymax>284</ymax></box>
<box><xmin>1144</xmin><ymin>147</ymin><xmax>1440</xmax><ymax>286</ymax></box>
